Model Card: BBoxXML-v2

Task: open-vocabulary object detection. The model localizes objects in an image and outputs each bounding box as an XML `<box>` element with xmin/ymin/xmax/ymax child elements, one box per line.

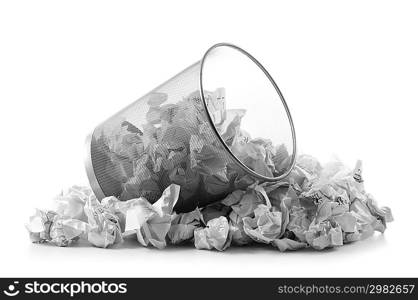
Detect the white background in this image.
<box><xmin>0</xmin><ymin>0</ymin><xmax>417</xmax><ymax>277</ymax></box>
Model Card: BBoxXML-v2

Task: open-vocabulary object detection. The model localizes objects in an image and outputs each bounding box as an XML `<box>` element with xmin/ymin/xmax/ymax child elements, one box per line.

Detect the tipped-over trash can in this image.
<box><xmin>85</xmin><ymin>43</ymin><xmax>297</xmax><ymax>212</ymax></box>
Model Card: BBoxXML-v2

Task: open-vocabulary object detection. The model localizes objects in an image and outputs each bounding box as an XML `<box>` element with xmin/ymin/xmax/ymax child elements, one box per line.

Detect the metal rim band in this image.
<box><xmin>84</xmin><ymin>133</ymin><xmax>106</xmax><ymax>200</ymax></box>
<box><xmin>199</xmin><ymin>42</ymin><xmax>297</xmax><ymax>182</ymax></box>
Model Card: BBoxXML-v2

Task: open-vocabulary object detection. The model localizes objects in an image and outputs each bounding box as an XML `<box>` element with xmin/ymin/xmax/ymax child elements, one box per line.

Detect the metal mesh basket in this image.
<box><xmin>85</xmin><ymin>43</ymin><xmax>297</xmax><ymax>212</ymax></box>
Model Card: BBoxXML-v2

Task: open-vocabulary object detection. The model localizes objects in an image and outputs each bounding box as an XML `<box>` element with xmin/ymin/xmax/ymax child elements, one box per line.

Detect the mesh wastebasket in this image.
<box><xmin>85</xmin><ymin>43</ymin><xmax>297</xmax><ymax>212</ymax></box>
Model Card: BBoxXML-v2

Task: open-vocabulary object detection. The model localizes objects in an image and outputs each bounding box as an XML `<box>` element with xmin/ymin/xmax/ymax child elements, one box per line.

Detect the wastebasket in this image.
<box><xmin>85</xmin><ymin>43</ymin><xmax>297</xmax><ymax>212</ymax></box>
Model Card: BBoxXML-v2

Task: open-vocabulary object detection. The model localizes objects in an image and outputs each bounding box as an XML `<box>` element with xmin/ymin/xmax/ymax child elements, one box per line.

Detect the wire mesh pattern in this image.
<box><xmin>86</xmin><ymin>44</ymin><xmax>296</xmax><ymax>212</ymax></box>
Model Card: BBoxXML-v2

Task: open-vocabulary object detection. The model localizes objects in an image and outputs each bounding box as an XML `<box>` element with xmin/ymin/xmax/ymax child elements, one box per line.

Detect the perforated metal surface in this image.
<box><xmin>85</xmin><ymin>44</ymin><xmax>297</xmax><ymax>212</ymax></box>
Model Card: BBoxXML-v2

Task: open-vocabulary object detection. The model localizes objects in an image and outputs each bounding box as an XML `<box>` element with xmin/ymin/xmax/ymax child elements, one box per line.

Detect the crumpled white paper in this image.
<box><xmin>168</xmin><ymin>208</ymin><xmax>203</xmax><ymax>244</ymax></box>
<box><xmin>84</xmin><ymin>196</ymin><xmax>123</xmax><ymax>248</ymax></box>
<box><xmin>194</xmin><ymin>216</ymin><xmax>231</xmax><ymax>251</ymax></box>
<box><xmin>26</xmin><ymin>152</ymin><xmax>393</xmax><ymax>251</ymax></box>
<box><xmin>111</xmin><ymin>184</ymin><xmax>181</xmax><ymax>249</ymax></box>
<box><xmin>26</xmin><ymin>187</ymin><xmax>123</xmax><ymax>248</ymax></box>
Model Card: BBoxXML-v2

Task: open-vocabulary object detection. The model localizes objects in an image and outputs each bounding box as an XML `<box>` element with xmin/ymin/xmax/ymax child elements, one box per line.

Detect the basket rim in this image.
<box><xmin>199</xmin><ymin>42</ymin><xmax>297</xmax><ymax>182</ymax></box>
<box><xmin>84</xmin><ymin>132</ymin><xmax>106</xmax><ymax>200</ymax></box>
